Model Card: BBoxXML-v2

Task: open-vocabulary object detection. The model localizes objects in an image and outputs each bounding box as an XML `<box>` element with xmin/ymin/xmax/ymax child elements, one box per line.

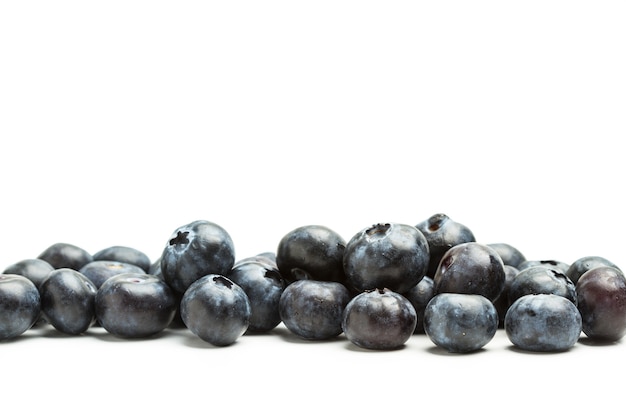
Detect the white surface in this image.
<box><xmin>1</xmin><ymin>1</ymin><xmax>625</xmax><ymax>415</ymax></box>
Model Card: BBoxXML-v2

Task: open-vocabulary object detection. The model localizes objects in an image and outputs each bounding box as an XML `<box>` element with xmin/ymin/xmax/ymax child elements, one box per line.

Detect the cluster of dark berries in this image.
<box><xmin>1</xmin><ymin>214</ymin><xmax>625</xmax><ymax>353</ymax></box>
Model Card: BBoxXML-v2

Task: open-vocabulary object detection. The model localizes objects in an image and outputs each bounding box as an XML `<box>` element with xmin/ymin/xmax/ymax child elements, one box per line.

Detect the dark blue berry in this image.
<box><xmin>342</xmin><ymin>288</ymin><xmax>417</xmax><ymax>350</ymax></box>
<box><xmin>343</xmin><ymin>223</ymin><xmax>429</xmax><ymax>294</ymax></box>
<box><xmin>160</xmin><ymin>220</ymin><xmax>235</xmax><ymax>294</ymax></box>
<box><xmin>279</xmin><ymin>279</ymin><xmax>351</xmax><ymax>340</ymax></box>
<box><xmin>433</xmin><ymin>242</ymin><xmax>505</xmax><ymax>301</ymax></box>
<box><xmin>3</xmin><ymin>258</ymin><xmax>54</xmax><ymax>289</ymax></box>
<box><xmin>180</xmin><ymin>274</ymin><xmax>251</xmax><ymax>346</ymax></box>
<box><xmin>576</xmin><ymin>266</ymin><xmax>626</xmax><ymax>341</ymax></box>
<box><xmin>40</xmin><ymin>268</ymin><xmax>97</xmax><ymax>335</ymax></box>
<box><xmin>92</xmin><ymin>245</ymin><xmax>152</xmax><ymax>273</ymax></box>
<box><xmin>505</xmin><ymin>293</ymin><xmax>582</xmax><ymax>352</ymax></box>
<box><xmin>95</xmin><ymin>273</ymin><xmax>177</xmax><ymax>338</ymax></box>
<box><xmin>424</xmin><ymin>293</ymin><xmax>498</xmax><ymax>353</ymax></box>
<box><xmin>228</xmin><ymin>259</ymin><xmax>286</xmax><ymax>332</ymax></box>
<box><xmin>38</xmin><ymin>242</ymin><xmax>93</xmax><ymax>270</ymax></box>
<box><xmin>276</xmin><ymin>225</ymin><xmax>346</xmax><ymax>284</ymax></box>
<box><xmin>0</xmin><ymin>274</ymin><xmax>41</xmax><ymax>340</ymax></box>
<box><xmin>416</xmin><ymin>213</ymin><xmax>476</xmax><ymax>278</ymax></box>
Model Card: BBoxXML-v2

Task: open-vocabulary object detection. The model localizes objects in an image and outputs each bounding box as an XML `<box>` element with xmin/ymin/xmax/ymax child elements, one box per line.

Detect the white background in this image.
<box><xmin>1</xmin><ymin>1</ymin><xmax>625</xmax><ymax>416</ymax></box>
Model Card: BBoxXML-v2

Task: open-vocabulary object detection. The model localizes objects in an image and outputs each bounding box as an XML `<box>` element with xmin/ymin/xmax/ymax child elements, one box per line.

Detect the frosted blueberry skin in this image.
<box><xmin>566</xmin><ymin>256</ymin><xmax>621</xmax><ymax>285</ymax></box>
<box><xmin>507</xmin><ymin>266</ymin><xmax>577</xmax><ymax>306</ymax></box>
<box><xmin>95</xmin><ymin>273</ymin><xmax>177</xmax><ymax>338</ymax></box>
<box><xmin>160</xmin><ymin>220</ymin><xmax>235</xmax><ymax>295</ymax></box>
<box><xmin>491</xmin><ymin>265</ymin><xmax>519</xmax><ymax>327</ymax></box>
<box><xmin>487</xmin><ymin>243</ymin><xmax>527</xmax><ymax>269</ymax></box>
<box><xmin>38</xmin><ymin>242</ymin><xmax>93</xmax><ymax>270</ymax></box>
<box><xmin>342</xmin><ymin>288</ymin><xmax>417</xmax><ymax>350</ymax></box>
<box><xmin>576</xmin><ymin>266</ymin><xmax>626</xmax><ymax>341</ymax></box>
<box><xmin>279</xmin><ymin>280</ymin><xmax>351</xmax><ymax>340</ymax></box>
<box><xmin>0</xmin><ymin>274</ymin><xmax>41</xmax><ymax>340</ymax></box>
<box><xmin>343</xmin><ymin>223</ymin><xmax>430</xmax><ymax>294</ymax></box>
<box><xmin>3</xmin><ymin>258</ymin><xmax>54</xmax><ymax>289</ymax></box>
<box><xmin>403</xmin><ymin>276</ymin><xmax>435</xmax><ymax>333</ymax></box>
<box><xmin>228</xmin><ymin>260</ymin><xmax>286</xmax><ymax>332</ymax></box>
<box><xmin>181</xmin><ymin>274</ymin><xmax>251</xmax><ymax>346</ymax></box>
<box><xmin>518</xmin><ymin>259</ymin><xmax>570</xmax><ymax>275</ymax></box>
<box><xmin>415</xmin><ymin>213</ymin><xmax>476</xmax><ymax>278</ymax></box>
<box><xmin>92</xmin><ymin>246</ymin><xmax>151</xmax><ymax>273</ymax></box>
<box><xmin>276</xmin><ymin>225</ymin><xmax>346</xmax><ymax>285</ymax></box>
<box><xmin>234</xmin><ymin>252</ymin><xmax>278</xmax><ymax>270</ymax></box>
<box><xmin>40</xmin><ymin>268</ymin><xmax>97</xmax><ymax>335</ymax></box>
<box><xmin>424</xmin><ymin>293</ymin><xmax>498</xmax><ymax>353</ymax></box>
<box><xmin>505</xmin><ymin>293</ymin><xmax>582</xmax><ymax>352</ymax></box>
<box><xmin>433</xmin><ymin>242</ymin><xmax>506</xmax><ymax>302</ymax></box>
<box><xmin>79</xmin><ymin>260</ymin><xmax>146</xmax><ymax>288</ymax></box>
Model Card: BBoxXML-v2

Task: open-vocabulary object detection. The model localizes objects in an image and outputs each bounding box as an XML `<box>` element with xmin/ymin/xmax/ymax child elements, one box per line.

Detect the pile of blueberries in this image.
<box><xmin>1</xmin><ymin>214</ymin><xmax>625</xmax><ymax>353</ymax></box>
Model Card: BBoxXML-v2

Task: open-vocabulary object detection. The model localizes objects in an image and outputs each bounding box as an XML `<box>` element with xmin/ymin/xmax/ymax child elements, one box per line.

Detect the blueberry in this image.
<box><xmin>433</xmin><ymin>242</ymin><xmax>506</xmax><ymax>301</ymax></box>
<box><xmin>79</xmin><ymin>260</ymin><xmax>146</xmax><ymax>288</ymax></box>
<box><xmin>416</xmin><ymin>213</ymin><xmax>476</xmax><ymax>278</ymax></box>
<box><xmin>180</xmin><ymin>274</ymin><xmax>251</xmax><ymax>346</ymax></box>
<box><xmin>228</xmin><ymin>259</ymin><xmax>286</xmax><ymax>332</ymax></box>
<box><xmin>160</xmin><ymin>220</ymin><xmax>236</xmax><ymax>294</ymax></box>
<box><xmin>343</xmin><ymin>223</ymin><xmax>430</xmax><ymax>294</ymax></box>
<box><xmin>505</xmin><ymin>293</ymin><xmax>582</xmax><ymax>352</ymax></box>
<box><xmin>576</xmin><ymin>266</ymin><xmax>626</xmax><ymax>341</ymax></box>
<box><xmin>423</xmin><ymin>293</ymin><xmax>498</xmax><ymax>353</ymax></box>
<box><xmin>342</xmin><ymin>288</ymin><xmax>417</xmax><ymax>350</ymax></box>
<box><xmin>403</xmin><ymin>276</ymin><xmax>435</xmax><ymax>334</ymax></box>
<box><xmin>278</xmin><ymin>279</ymin><xmax>351</xmax><ymax>340</ymax></box>
<box><xmin>517</xmin><ymin>259</ymin><xmax>570</xmax><ymax>275</ymax></box>
<box><xmin>491</xmin><ymin>265</ymin><xmax>519</xmax><ymax>327</ymax></box>
<box><xmin>507</xmin><ymin>265</ymin><xmax>577</xmax><ymax>306</ymax></box>
<box><xmin>566</xmin><ymin>256</ymin><xmax>621</xmax><ymax>285</ymax></box>
<box><xmin>234</xmin><ymin>252</ymin><xmax>278</xmax><ymax>270</ymax></box>
<box><xmin>92</xmin><ymin>245</ymin><xmax>152</xmax><ymax>273</ymax></box>
<box><xmin>276</xmin><ymin>225</ymin><xmax>347</xmax><ymax>284</ymax></box>
<box><xmin>3</xmin><ymin>258</ymin><xmax>55</xmax><ymax>289</ymax></box>
<box><xmin>0</xmin><ymin>274</ymin><xmax>41</xmax><ymax>340</ymax></box>
<box><xmin>39</xmin><ymin>268</ymin><xmax>97</xmax><ymax>335</ymax></box>
<box><xmin>487</xmin><ymin>243</ymin><xmax>527</xmax><ymax>269</ymax></box>
<box><xmin>95</xmin><ymin>273</ymin><xmax>177</xmax><ymax>338</ymax></box>
<box><xmin>38</xmin><ymin>242</ymin><xmax>93</xmax><ymax>270</ymax></box>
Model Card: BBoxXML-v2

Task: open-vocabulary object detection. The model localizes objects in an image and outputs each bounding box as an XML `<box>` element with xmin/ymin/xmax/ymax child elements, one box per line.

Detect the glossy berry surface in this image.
<box><xmin>403</xmin><ymin>276</ymin><xmax>435</xmax><ymax>333</ymax></box>
<box><xmin>517</xmin><ymin>259</ymin><xmax>570</xmax><ymax>275</ymax></box>
<box><xmin>37</xmin><ymin>242</ymin><xmax>93</xmax><ymax>270</ymax></box>
<box><xmin>487</xmin><ymin>243</ymin><xmax>527</xmax><ymax>269</ymax></box>
<box><xmin>505</xmin><ymin>293</ymin><xmax>582</xmax><ymax>352</ymax></box>
<box><xmin>416</xmin><ymin>213</ymin><xmax>476</xmax><ymax>278</ymax></box>
<box><xmin>3</xmin><ymin>258</ymin><xmax>55</xmax><ymax>289</ymax></box>
<box><xmin>343</xmin><ymin>223</ymin><xmax>429</xmax><ymax>294</ymax></box>
<box><xmin>79</xmin><ymin>260</ymin><xmax>146</xmax><ymax>288</ymax></box>
<box><xmin>342</xmin><ymin>288</ymin><xmax>417</xmax><ymax>350</ymax></box>
<box><xmin>92</xmin><ymin>245</ymin><xmax>152</xmax><ymax>273</ymax></box>
<box><xmin>566</xmin><ymin>256</ymin><xmax>621</xmax><ymax>285</ymax></box>
<box><xmin>0</xmin><ymin>274</ymin><xmax>41</xmax><ymax>340</ymax></box>
<box><xmin>423</xmin><ymin>293</ymin><xmax>498</xmax><ymax>353</ymax></box>
<box><xmin>160</xmin><ymin>220</ymin><xmax>236</xmax><ymax>294</ymax></box>
<box><xmin>576</xmin><ymin>266</ymin><xmax>626</xmax><ymax>341</ymax></box>
<box><xmin>279</xmin><ymin>279</ymin><xmax>351</xmax><ymax>340</ymax></box>
<box><xmin>40</xmin><ymin>268</ymin><xmax>97</xmax><ymax>335</ymax></box>
<box><xmin>507</xmin><ymin>265</ymin><xmax>577</xmax><ymax>306</ymax></box>
<box><xmin>433</xmin><ymin>242</ymin><xmax>506</xmax><ymax>301</ymax></box>
<box><xmin>95</xmin><ymin>273</ymin><xmax>177</xmax><ymax>338</ymax></box>
<box><xmin>276</xmin><ymin>225</ymin><xmax>346</xmax><ymax>284</ymax></box>
<box><xmin>228</xmin><ymin>259</ymin><xmax>286</xmax><ymax>332</ymax></box>
<box><xmin>181</xmin><ymin>274</ymin><xmax>251</xmax><ymax>346</ymax></box>
<box><xmin>492</xmin><ymin>265</ymin><xmax>519</xmax><ymax>326</ymax></box>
